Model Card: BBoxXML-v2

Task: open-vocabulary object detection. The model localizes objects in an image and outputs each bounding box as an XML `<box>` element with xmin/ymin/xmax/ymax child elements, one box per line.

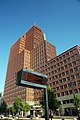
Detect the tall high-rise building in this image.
<box><xmin>4</xmin><ymin>25</ymin><xmax>56</xmax><ymax>106</ymax></box>
<box><xmin>4</xmin><ymin>25</ymin><xmax>80</xmax><ymax>115</ymax></box>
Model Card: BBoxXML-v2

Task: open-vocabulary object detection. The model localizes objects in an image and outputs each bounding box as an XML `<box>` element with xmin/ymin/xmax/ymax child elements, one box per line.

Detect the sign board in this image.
<box><xmin>16</xmin><ymin>68</ymin><xmax>48</xmax><ymax>89</ymax></box>
<box><xmin>16</xmin><ymin>68</ymin><xmax>49</xmax><ymax>120</ymax></box>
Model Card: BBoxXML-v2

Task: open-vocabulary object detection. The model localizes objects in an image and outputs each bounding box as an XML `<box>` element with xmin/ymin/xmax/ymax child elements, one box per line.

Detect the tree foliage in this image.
<box><xmin>12</xmin><ymin>96</ymin><xmax>30</xmax><ymax>115</ymax></box>
<box><xmin>23</xmin><ymin>102</ymin><xmax>30</xmax><ymax>112</ymax></box>
<box><xmin>48</xmin><ymin>86</ymin><xmax>59</xmax><ymax>111</ymax></box>
<box><xmin>75</xmin><ymin>95</ymin><xmax>80</xmax><ymax>111</ymax></box>
<box><xmin>0</xmin><ymin>101</ymin><xmax>8</xmax><ymax>114</ymax></box>
<box><xmin>12</xmin><ymin>96</ymin><xmax>23</xmax><ymax>114</ymax></box>
<box><xmin>40</xmin><ymin>86</ymin><xmax>59</xmax><ymax>113</ymax></box>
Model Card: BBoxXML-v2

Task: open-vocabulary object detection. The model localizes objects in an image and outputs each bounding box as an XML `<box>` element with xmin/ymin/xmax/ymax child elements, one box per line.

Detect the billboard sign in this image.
<box><xmin>16</xmin><ymin>68</ymin><xmax>48</xmax><ymax>89</ymax></box>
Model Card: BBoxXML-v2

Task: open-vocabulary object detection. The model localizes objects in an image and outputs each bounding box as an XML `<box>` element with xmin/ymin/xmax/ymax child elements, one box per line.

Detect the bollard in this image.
<box><xmin>62</xmin><ymin>118</ymin><xmax>64</xmax><ymax>120</ymax></box>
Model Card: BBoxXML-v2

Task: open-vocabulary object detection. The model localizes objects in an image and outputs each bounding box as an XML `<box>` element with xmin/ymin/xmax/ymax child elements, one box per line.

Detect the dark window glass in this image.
<box><xmin>60</xmin><ymin>86</ymin><xmax>63</xmax><ymax>89</ymax></box>
<box><xmin>62</xmin><ymin>72</ymin><xmax>65</xmax><ymax>76</ymax></box>
<box><xmin>63</xmin><ymin>55</ymin><xmax>65</xmax><ymax>58</ymax></box>
<box><xmin>65</xmin><ymin>65</ymin><xmax>68</xmax><ymax>69</ymax></box>
<box><xmin>60</xmin><ymin>61</ymin><xmax>63</xmax><ymax>65</ymax></box>
<box><xmin>56</xmin><ymin>58</ymin><xmax>59</xmax><ymax>62</ymax></box>
<box><xmin>78</xmin><ymin>66</ymin><xmax>80</xmax><ymax>70</ymax></box>
<box><xmin>57</xmin><ymin>87</ymin><xmax>59</xmax><ymax>90</ymax></box>
<box><xmin>58</xmin><ymin>68</ymin><xmax>60</xmax><ymax>72</ymax></box>
<box><xmin>67</xmin><ymin>77</ymin><xmax>70</xmax><ymax>81</ymax></box>
<box><xmin>52</xmin><ymin>71</ymin><xmax>54</xmax><ymax>74</ymax></box>
<box><xmin>72</xmin><ymin>82</ymin><xmax>76</xmax><ymax>86</ymax></box>
<box><xmin>76</xmin><ymin>73</ymin><xmax>80</xmax><ymax>78</ymax></box>
<box><xmin>71</xmin><ymin>56</ymin><xmax>74</xmax><ymax>60</ymax></box>
<box><xmin>59</xmin><ymin>74</ymin><xmax>61</xmax><ymax>77</ymax></box>
<box><xmin>57</xmin><ymin>63</ymin><xmax>60</xmax><ymax>66</ymax></box>
<box><xmin>70</xmin><ymin>99</ymin><xmax>74</xmax><ymax>103</ymax></box>
<box><xmin>68</xmin><ymin>82</ymin><xmax>72</xmax><ymax>87</ymax></box>
<box><xmin>51</xmin><ymin>66</ymin><xmax>53</xmax><ymax>69</ymax></box>
<box><xmin>64</xmin><ymin>85</ymin><xmax>67</xmax><ymax>88</ymax></box>
<box><xmin>74</xmin><ymin>89</ymin><xmax>78</xmax><ymax>93</ymax></box>
<box><xmin>71</xmin><ymin>75</ymin><xmax>75</xmax><ymax>79</ymax></box>
<box><xmin>61</xmin><ymin>67</ymin><xmax>64</xmax><ymax>70</ymax></box>
<box><xmin>69</xmin><ymin>90</ymin><xmax>72</xmax><ymax>94</ymax></box>
<box><xmin>70</xmin><ymin>69</ymin><xmax>73</xmax><ymax>73</ymax></box>
<box><xmin>66</xmin><ymin>53</ymin><xmax>69</xmax><ymax>56</ymax></box>
<box><xmin>53</xmin><ymin>82</ymin><xmax>55</xmax><ymax>85</ymax></box>
<box><xmin>66</xmin><ymin>71</ymin><xmax>69</xmax><ymax>74</ymax></box>
<box><xmin>63</xmin><ymin>78</ymin><xmax>66</xmax><ymax>82</ymax></box>
<box><xmin>66</xmin><ymin>100</ymin><xmax>69</xmax><ymax>103</ymax></box>
<box><xmin>67</xmin><ymin>58</ymin><xmax>70</xmax><ymax>61</ymax></box>
<box><xmin>64</xmin><ymin>60</ymin><xmax>67</xmax><ymax>63</ymax></box>
<box><xmin>73</xmin><ymin>61</ymin><xmax>76</xmax><ymax>65</ymax></box>
<box><xmin>63</xmin><ymin>100</ymin><xmax>66</xmax><ymax>104</ymax></box>
<box><xmin>55</xmin><ymin>75</ymin><xmax>58</xmax><ymax>79</ymax></box>
<box><xmin>59</xmin><ymin>57</ymin><xmax>62</xmax><ymax>60</ymax></box>
<box><xmin>69</xmin><ymin>63</ymin><xmax>72</xmax><ymax>67</ymax></box>
<box><xmin>75</xmin><ymin>54</ymin><xmax>78</xmax><ymax>58</ymax></box>
<box><xmin>54</xmin><ymin>65</ymin><xmax>56</xmax><ymax>68</ymax></box>
<box><xmin>57</xmin><ymin>93</ymin><xmax>60</xmax><ymax>97</ymax></box>
<box><xmin>74</xmin><ymin>67</ymin><xmax>78</xmax><ymax>71</ymax></box>
<box><xmin>60</xmin><ymin>79</ymin><xmax>62</xmax><ymax>83</ymax></box>
<box><xmin>56</xmin><ymin>81</ymin><xmax>58</xmax><ymax>84</ymax></box>
<box><xmin>54</xmin><ymin>70</ymin><xmax>57</xmax><ymax>73</ymax></box>
<box><xmin>52</xmin><ymin>76</ymin><xmax>54</xmax><ymax>80</ymax></box>
<box><xmin>61</xmin><ymin>92</ymin><xmax>64</xmax><ymax>96</ymax></box>
<box><xmin>65</xmin><ymin>91</ymin><xmax>68</xmax><ymax>95</ymax></box>
<box><xmin>53</xmin><ymin>60</ymin><xmax>55</xmax><ymax>63</ymax></box>
<box><xmin>78</xmin><ymin>80</ymin><xmax>80</xmax><ymax>85</ymax></box>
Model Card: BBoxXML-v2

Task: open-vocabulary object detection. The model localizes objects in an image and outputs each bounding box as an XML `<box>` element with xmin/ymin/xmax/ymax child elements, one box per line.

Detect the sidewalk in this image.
<box><xmin>0</xmin><ymin>116</ymin><xmax>78</xmax><ymax>120</ymax></box>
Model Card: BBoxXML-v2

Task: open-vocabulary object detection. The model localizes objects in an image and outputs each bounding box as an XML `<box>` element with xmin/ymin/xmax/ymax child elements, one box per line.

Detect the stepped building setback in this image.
<box><xmin>4</xmin><ymin>25</ymin><xmax>56</xmax><ymax>106</ymax></box>
<box><xmin>4</xmin><ymin>25</ymin><xmax>80</xmax><ymax>115</ymax></box>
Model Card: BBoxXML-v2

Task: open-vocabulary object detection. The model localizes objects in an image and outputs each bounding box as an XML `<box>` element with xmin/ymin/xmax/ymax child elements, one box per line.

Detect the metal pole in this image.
<box><xmin>44</xmin><ymin>87</ymin><xmax>49</xmax><ymax>120</ymax></box>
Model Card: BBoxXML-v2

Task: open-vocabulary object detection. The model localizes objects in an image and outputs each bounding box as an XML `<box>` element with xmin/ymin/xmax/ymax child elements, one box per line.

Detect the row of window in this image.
<box><xmin>47</xmin><ymin>52</ymin><xmax>78</xmax><ymax>65</ymax></box>
<box><xmin>60</xmin><ymin>99</ymin><xmax>74</xmax><ymax>104</ymax></box>
<box><xmin>36</xmin><ymin>59</ymin><xmax>80</xmax><ymax>73</ymax></box>
<box><xmin>57</xmin><ymin>88</ymin><xmax>80</xmax><ymax>97</ymax></box>
<box><xmin>49</xmin><ymin>72</ymin><xmax>80</xmax><ymax>82</ymax></box>
<box><xmin>56</xmin><ymin>81</ymin><xmax>77</xmax><ymax>90</ymax></box>
<box><xmin>50</xmin><ymin>75</ymin><xmax>80</xmax><ymax>86</ymax></box>
<box><xmin>47</xmin><ymin>59</ymin><xmax>80</xmax><ymax>71</ymax></box>
<box><xmin>41</xmin><ymin>66</ymin><xmax>79</xmax><ymax>77</ymax></box>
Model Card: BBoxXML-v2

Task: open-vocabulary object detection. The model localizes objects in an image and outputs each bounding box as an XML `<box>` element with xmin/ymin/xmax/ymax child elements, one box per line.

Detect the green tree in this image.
<box><xmin>23</xmin><ymin>102</ymin><xmax>30</xmax><ymax>116</ymax></box>
<box><xmin>48</xmin><ymin>87</ymin><xmax>59</xmax><ymax>111</ymax></box>
<box><xmin>12</xmin><ymin>102</ymin><xmax>16</xmax><ymax>115</ymax></box>
<box><xmin>40</xmin><ymin>86</ymin><xmax>59</xmax><ymax>116</ymax></box>
<box><xmin>12</xmin><ymin>96</ymin><xmax>23</xmax><ymax>114</ymax></box>
<box><xmin>12</xmin><ymin>96</ymin><xmax>30</xmax><ymax>116</ymax></box>
<box><xmin>74</xmin><ymin>95</ymin><xmax>80</xmax><ymax>111</ymax></box>
<box><xmin>74</xmin><ymin>95</ymin><xmax>80</xmax><ymax>118</ymax></box>
<box><xmin>0</xmin><ymin>101</ymin><xmax>8</xmax><ymax>114</ymax></box>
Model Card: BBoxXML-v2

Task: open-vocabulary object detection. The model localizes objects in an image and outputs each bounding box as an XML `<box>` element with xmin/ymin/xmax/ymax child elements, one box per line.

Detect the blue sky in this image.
<box><xmin>0</xmin><ymin>0</ymin><xmax>80</xmax><ymax>93</ymax></box>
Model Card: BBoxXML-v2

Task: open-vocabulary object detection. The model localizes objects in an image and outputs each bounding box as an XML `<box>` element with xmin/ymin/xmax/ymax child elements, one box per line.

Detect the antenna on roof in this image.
<box><xmin>34</xmin><ymin>22</ymin><xmax>36</xmax><ymax>26</ymax></box>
